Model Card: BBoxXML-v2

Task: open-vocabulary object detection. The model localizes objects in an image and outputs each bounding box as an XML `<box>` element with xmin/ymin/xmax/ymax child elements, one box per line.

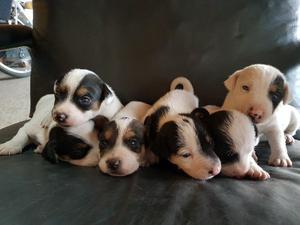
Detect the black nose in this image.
<box><xmin>106</xmin><ymin>159</ymin><xmax>121</xmax><ymax>171</ymax></box>
<box><xmin>55</xmin><ymin>113</ymin><xmax>68</xmax><ymax>123</ymax></box>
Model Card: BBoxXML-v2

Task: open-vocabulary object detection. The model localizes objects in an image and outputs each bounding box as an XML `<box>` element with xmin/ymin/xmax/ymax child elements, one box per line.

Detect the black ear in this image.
<box><xmin>100</xmin><ymin>83</ymin><xmax>113</xmax><ymax>102</ymax></box>
<box><xmin>150</xmin><ymin>121</ymin><xmax>180</xmax><ymax>159</ymax></box>
<box><xmin>144</xmin><ymin>116</ymin><xmax>155</xmax><ymax>148</ymax></box>
<box><xmin>191</xmin><ymin>107</ymin><xmax>210</xmax><ymax>119</ymax></box>
<box><xmin>93</xmin><ymin>115</ymin><xmax>109</xmax><ymax>132</ymax></box>
<box><xmin>42</xmin><ymin>140</ymin><xmax>59</xmax><ymax>164</ymax></box>
<box><xmin>67</xmin><ymin>142</ymin><xmax>91</xmax><ymax>159</ymax></box>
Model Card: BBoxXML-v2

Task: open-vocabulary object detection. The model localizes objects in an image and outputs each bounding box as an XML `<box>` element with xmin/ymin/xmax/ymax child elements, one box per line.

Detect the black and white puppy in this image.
<box><xmin>42</xmin><ymin>115</ymin><xmax>109</xmax><ymax>166</ymax></box>
<box><xmin>98</xmin><ymin>101</ymin><xmax>154</xmax><ymax>176</ymax></box>
<box><xmin>144</xmin><ymin>77</ymin><xmax>221</xmax><ymax>180</ymax></box>
<box><xmin>0</xmin><ymin>69</ymin><xmax>123</xmax><ymax>158</ymax></box>
<box><xmin>222</xmin><ymin>64</ymin><xmax>300</xmax><ymax>167</ymax></box>
<box><xmin>201</xmin><ymin>107</ymin><xmax>270</xmax><ymax>180</ymax></box>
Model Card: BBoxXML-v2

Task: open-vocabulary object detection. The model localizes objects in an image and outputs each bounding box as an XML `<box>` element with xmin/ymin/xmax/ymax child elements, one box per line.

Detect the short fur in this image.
<box><xmin>98</xmin><ymin>101</ymin><xmax>154</xmax><ymax>176</ymax></box>
<box><xmin>144</xmin><ymin>77</ymin><xmax>221</xmax><ymax>180</ymax></box>
<box><xmin>0</xmin><ymin>69</ymin><xmax>123</xmax><ymax>167</ymax></box>
<box><xmin>222</xmin><ymin>64</ymin><xmax>300</xmax><ymax>167</ymax></box>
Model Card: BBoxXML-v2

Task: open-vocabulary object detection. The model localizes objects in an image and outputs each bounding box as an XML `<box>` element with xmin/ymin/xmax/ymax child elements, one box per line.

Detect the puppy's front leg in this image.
<box><xmin>0</xmin><ymin>126</ymin><xmax>30</xmax><ymax>155</ymax></box>
<box><xmin>265</xmin><ymin>125</ymin><xmax>292</xmax><ymax>167</ymax></box>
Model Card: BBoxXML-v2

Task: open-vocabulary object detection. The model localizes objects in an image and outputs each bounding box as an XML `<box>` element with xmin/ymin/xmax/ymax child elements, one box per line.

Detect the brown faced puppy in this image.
<box><xmin>222</xmin><ymin>64</ymin><xmax>300</xmax><ymax>167</ymax></box>
<box><xmin>98</xmin><ymin>101</ymin><xmax>153</xmax><ymax>176</ymax></box>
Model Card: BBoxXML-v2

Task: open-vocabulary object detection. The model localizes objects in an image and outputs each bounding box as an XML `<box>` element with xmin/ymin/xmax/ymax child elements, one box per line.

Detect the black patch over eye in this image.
<box><xmin>269</xmin><ymin>75</ymin><xmax>285</xmax><ymax>111</ymax></box>
<box><xmin>99</xmin><ymin>138</ymin><xmax>109</xmax><ymax>149</ymax></box>
<box><xmin>242</xmin><ymin>85</ymin><xmax>250</xmax><ymax>92</ymax></box>
<box><xmin>125</xmin><ymin>138</ymin><xmax>142</xmax><ymax>152</ymax></box>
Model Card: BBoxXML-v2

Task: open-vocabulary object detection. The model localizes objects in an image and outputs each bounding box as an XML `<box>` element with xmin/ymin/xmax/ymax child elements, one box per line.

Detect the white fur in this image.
<box><xmin>222</xmin><ymin>64</ymin><xmax>300</xmax><ymax>167</ymax></box>
<box><xmin>0</xmin><ymin>69</ymin><xmax>123</xmax><ymax>168</ymax></box>
<box><xmin>98</xmin><ymin>101</ymin><xmax>154</xmax><ymax>176</ymax></box>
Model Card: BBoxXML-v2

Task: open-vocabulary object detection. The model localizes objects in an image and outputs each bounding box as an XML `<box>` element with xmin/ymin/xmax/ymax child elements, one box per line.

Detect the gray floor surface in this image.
<box><xmin>0</xmin><ymin>71</ymin><xmax>30</xmax><ymax>129</ymax></box>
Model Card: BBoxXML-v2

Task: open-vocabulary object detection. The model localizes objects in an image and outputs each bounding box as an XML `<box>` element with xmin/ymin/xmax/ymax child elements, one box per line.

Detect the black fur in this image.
<box><xmin>42</xmin><ymin>127</ymin><xmax>92</xmax><ymax>164</ymax></box>
<box><xmin>123</xmin><ymin>120</ymin><xmax>145</xmax><ymax>153</ymax></box>
<box><xmin>175</xmin><ymin>84</ymin><xmax>184</xmax><ymax>90</ymax></box>
<box><xmin>144</xmin><ymin>106</ymin><xmax>170</xmax><ymax>148</ymax></box>
<box><xmin>203</xmin><ymin>110</ymin><xmax>239</xmax><ymax>164</ymax></box>
<box><xmin>269</xmin><ymin>75</ymin><xmax>285</xmax><ymax>111</ymax></box>
<box><xmin>98</xmin><ymin>121</ymin><xmax>119</xmax><ymax>156</ymax></box>
<box><xmin>73</xmin><ymin>74</ymin><xmax>112</xmax><ymax>111</ymax></box>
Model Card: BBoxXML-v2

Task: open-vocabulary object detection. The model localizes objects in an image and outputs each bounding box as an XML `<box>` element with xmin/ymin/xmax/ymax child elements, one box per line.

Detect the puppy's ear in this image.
<box><xmin>93</xmin><ymin>115</ymin><xmax>109</xmax><ymax>131</ymax></box>
<box><xmin>283</xmin><ymin>82</ymin><xmax>293</xmax><ymax>104</ymax></box>
<box><xmin>191</xmin><ymin>107</ymin><xmax>210</xmax><ymax>119</ymax></box>
<box><xmin>42</xmin><ymin>140</ymin><xmax>59</xmax><ymax>164</ymax></box>
<box><xmin>144</xmin><ymin>116</ymin><xmax>154</xmax><ymax>148</ymax></box>
<box><xmin>101</xmin><ymin>84</ymin><xmax>113</xmax><ymax>103</ymax></box>
<box><xmin>224</xmin><ymin>70</ymin><xmax>241</xmax><ymax>91</ymax></box>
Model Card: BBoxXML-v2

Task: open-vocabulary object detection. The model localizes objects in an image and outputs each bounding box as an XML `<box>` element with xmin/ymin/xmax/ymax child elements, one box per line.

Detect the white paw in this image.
<box><xmin>0</xmin><ymin>142</ymin><xmax>22</xmax><ymax>155</ymax></box>
<box><xmin>33</xmin><ymin>145</ymin><xmax>43</xmax><ymax>154</ymax></box>
<box><xmin>285</xmin><ymin>134</ymin><xmax>295</xmax><ymax>145</ymax></box>
<box><xmin>268</xmin><ymin>154</ymin><xmax>292</xmax><ymax>167</ymax></box>
<box><xmin>246</xmin><ymin>163</ymin><xmax>270</xmax><ymax>180</ymax></box>
<box><xmin>252</xmin><ymin>150</ymin><xmax>258</xmax><ymax>161</ymax></box>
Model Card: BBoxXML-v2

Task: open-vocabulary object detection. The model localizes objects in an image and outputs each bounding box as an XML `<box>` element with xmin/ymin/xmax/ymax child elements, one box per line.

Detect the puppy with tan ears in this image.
<box><xmin>97</xmin><ymin>101</ymin><xmax>154</xmax><ymax>176</ymax></box>
<box><xmin>222</xmin><ymin>64</ymin><xmax>300</xmax><ymax>167</ymax></box>
<box><xmin>0</xmin><ymin>69</ymin><xmax>123</xmax><ymax>166</ymax></box>
<box><xmin>144</xmin><ymin>77</ymin><xmax>221</xmax><ymax>180</ymax></box>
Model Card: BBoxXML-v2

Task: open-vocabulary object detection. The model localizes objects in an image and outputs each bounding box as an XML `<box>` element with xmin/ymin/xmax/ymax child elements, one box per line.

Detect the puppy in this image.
<box><xmin>201</xmin><ymin>107</ymin><xmax>270</xmax><ymax>180</ymax></box>
<box><xmin>0</xmin><ymin>69</ymin><xmax>123</xmax><ymax>157</ymax></box>
<box><xmin>144</xmin><ymin>77</ymin><xmax>221</xmax><ymax>180</ymax></box>
<box><xmin>42</xmin><ymin>115</ymin><xmax>109</xmax><ymax>166</ymax></box>
<box><xmin>98</xmin><ymin>101</ymin><xmax>153</xmax><ymax>176</ymax></box>
<box><xmin>222</xmin><ymin>64</ymin><xmax>300</xmax><ymax>167</ymax></box>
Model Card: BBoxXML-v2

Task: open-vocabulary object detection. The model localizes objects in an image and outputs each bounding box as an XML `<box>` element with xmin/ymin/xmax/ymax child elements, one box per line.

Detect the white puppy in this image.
<box><xmin>98</xmin><ymin>101</ymin><xmax>153</xmax><ymax>176</ymax></box>
<box><xmin>144</xmin><ymin>77</ymin><xmax>222</xmax><ymax>180</ymax></box>
<box><xmin>0</xmin><ymin>69</ymin><xmax>123</xmax><ymax>164</ymax></box>
<box><xmin>222</xmin><ymin>64</ymin><xmax>300</xmax><ymax>167</ymax></box>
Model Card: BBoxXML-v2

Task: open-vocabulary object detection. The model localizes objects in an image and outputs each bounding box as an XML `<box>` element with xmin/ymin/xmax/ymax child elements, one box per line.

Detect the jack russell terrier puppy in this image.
<box><xmin>201</xmin><ymin>107</ymin><xmax>270</xmax><ymax>180</ymax></box>
<box><xmin>144</xmin><ymin>77</ymin><xmax>221</xmax><ymax>180</ymax></box>
<box><xmin>222</xmin><ymin>64</ymin><xmax>300</xmax><ymax>167</ymax></box>
<box><xmin>0</xmin><ymin>69</ymin><xmax>123</xmax><ymax>166</ymax></box>
<box><xmin>98</xmin><ymin>101</ymin><xmax>154</xmax><ymax>176</ymax></box>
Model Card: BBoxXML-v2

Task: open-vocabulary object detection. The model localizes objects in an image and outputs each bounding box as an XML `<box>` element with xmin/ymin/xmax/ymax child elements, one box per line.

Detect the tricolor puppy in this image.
<box><xmin>202</xmin><ymin>107</ymin><xmax>270</xmax><ymax>180</ymax></box>
<box><xmin>144</xmin><ymin>77</ymin><xmax>221</xmax><ymax>180</ymax></box>
<box><xmin>0</xmin><ymin>69</ymin><xmax>123</xmax><ymax>160</ymax></box>
<box><xmin>42</xmin><ymin>115</ymin><xmax>109</xmax><ymax>166</ymax></box>
<box><xmin>98</xmin><ymin>101</ymin><xmax>153</xmax><ymax>176</ymax></box>
<box><xmin>222</xmin><ymin>64</ymin><xmax>300</xmax><ymax>167</ymax></box>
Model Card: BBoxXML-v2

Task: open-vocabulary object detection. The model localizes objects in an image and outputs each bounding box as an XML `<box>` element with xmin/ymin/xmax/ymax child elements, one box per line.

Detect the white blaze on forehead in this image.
<box><xmin>62</xmin><ymin>69</ymin><xmax>97</xmax><ymax>96</ymax></box>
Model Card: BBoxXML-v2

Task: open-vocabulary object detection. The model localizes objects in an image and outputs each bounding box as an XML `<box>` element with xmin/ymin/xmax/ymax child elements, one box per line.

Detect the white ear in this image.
<box><xmin>283</xmin><ymin>82</ymin><xmax>293</xmax><ymax>104</ymax></box>
<box><xmin>53</xmin><ymin>80</ymin><xmax>58</xmax><ymax>92</ymax></box>
<box><xmin>224</xmin><ymin>70</ymin><xmax>241</xmax><ymax>91</ymax></box>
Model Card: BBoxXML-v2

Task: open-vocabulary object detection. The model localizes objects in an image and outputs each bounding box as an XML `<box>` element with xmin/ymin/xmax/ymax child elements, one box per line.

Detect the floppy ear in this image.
<box><xmin>101</xmin><ymin>84</ymin><xmax>113</xmax><ymax>103</ymax></box>
<box><xmin>144</xmin><ymin>116</ymin><xmax>155</xmax><ymax>148</ymax></box>
<box><xmin>283</xmin><ymin>82</ymin><xmax>293</xmax><ymax>104</ymax></box>
<box><xmin>191</xmin><ymin>107</ymin><xmax>210</xmax><ymax>119</ymax></box>
<box><xmin>224</xmin><ymin>70</ymin><xmax>241</xmax><ymax>91</ymax></box>
<box><xmin>93</xmin><ymin>115</ymin><xmax>109</xmax><ymax>131</ymax></box>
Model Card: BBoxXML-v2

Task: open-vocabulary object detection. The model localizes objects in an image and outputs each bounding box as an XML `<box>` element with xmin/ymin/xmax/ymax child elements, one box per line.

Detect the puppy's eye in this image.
<box><xmin>180</xmin><ymin>152</ymin><xmax>191</xmax><ymax>158</ymax></box>
<box><xmin>128</xmin><ymin>138</ymin><xmax>139</xmax><ymax>148</ymax></box>
<box><xmin>79</xmin><ymin>96</ymin><xmax>92</xmax><ymax>105</ymax></box>
<box><xmin>99</xmin><ymin>139</ymin><xmax>109</xmax><ymax>149</ymax></box>
<box><xmin>242</xmin><ymin>85</ymin><xmax>250</xmax><ymax>92</ymax></box>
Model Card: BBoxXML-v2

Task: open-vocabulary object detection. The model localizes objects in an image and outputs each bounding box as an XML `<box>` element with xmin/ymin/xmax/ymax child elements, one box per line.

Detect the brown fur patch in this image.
<box><xmin>55</xmin><ymin>85</ymin><xmax>68</xmax><ymax>95</ymax></box>
<box><xmin>76</xmin><ymin>87</ymin><xmax>89</xmax><ymax>97</ymax></box>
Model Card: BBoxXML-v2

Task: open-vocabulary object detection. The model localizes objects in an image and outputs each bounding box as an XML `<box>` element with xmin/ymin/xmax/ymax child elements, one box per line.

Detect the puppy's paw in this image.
<box><xmin>246</xmin><ymin>163</ymin><xmax>270</xmax><ymax>180</ymax></box>
<box><xmin>0</xmin><ymin>142</ymin><xmax>22</xmax><ymax>155</ymax></box>
<box><xmin>285</xmin><ymin>134</ymin><xmax>295</xmax><ymax>145</ymax></box>
<box><xmin>33</xmin><ymin>145</ymin><xmax>43</xmax><ymax>154</ymax></box>
<box><xmin>252</xmin><ymin>150</ymin><xmax>258</xmax><ymax>161</ymax></box>
<box><xmin>268</xmin><ymin>154</ymin><xmax>292</xmax><ymax>167</ymax></box>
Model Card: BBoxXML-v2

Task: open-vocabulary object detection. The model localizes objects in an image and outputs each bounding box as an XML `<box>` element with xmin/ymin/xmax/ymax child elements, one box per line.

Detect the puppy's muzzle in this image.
<box><xmin>248</xmin><ymin>107</ymin><xmax>264</xmax><ymax>123</ymax></box>
<box><xmin>54</xmin><ymin>112</ymin><xmax>68</xmax><ymax>124</ymax></box>
<box><xmin>106</xmin><ymin>158</ymin><xmax>121</xmax><ymax>172</ymax></box>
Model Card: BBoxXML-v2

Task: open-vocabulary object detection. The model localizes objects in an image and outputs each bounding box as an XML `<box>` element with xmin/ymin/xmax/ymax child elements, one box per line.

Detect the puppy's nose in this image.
<box><xmin>55</xmin><ymin>113</ymin><xmax>68</xmax><ymax>123</ymax></box>
<box><xmin>248</xmin><ymin>107</ymin><xmax>263</xmax><ymax>122</ymax></box>
<box><xmin>208</xmin><ymin>165</ymin><xmax>221</xmax><ymax>176</ymax></box>
<box><xmin>106</xmin><ymin>158</ymin><xmax>121</xmax><ymax>171</ymax></box>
